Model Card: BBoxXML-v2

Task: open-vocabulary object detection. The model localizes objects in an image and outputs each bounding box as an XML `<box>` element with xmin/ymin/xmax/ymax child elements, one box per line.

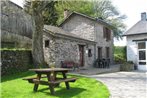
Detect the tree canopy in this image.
<box><xmin>24</xmin><ymin>0</ymin><xmax>126</xmax><ymax>38</ymax></box>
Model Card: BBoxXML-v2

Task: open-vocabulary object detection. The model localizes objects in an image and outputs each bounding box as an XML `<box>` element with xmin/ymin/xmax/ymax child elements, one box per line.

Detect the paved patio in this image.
<box><xmin>89</xmin><ymin>71</ymin><xmax>147</xmax><ymax>98</ymax></box>
<box><xmin>70</xmin><ymin>64</ymin><xmax>120</xmax><ymax>75</ymax></box>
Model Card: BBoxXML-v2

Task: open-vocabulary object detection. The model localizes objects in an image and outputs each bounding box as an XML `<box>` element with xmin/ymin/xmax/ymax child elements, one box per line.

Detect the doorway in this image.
<box><xmin>137</xmin><ymin>41</ymin><xmax>147</xmax><ymax>71</ymax></box>
<box><xmin>79</xmin><ymin>45</ymin><xmax>84</xmax><ymax>67</ymax></box>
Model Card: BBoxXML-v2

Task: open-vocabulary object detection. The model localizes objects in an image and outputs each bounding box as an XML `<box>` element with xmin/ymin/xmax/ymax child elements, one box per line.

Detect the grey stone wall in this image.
<box><xmin>1</xmin><ymin>50</ymin><xmax>33</xmax><ymax>75</ymax></box>
<box><xmin>43</xmin><ymin>33</ymin><xmax>56</xmax><ymax>66</ymax></box>
<box><xmin>43</xmin><ymin>31</ymin><xmax>95</xmax><ymax>68</ymax></box>
<box><xmin>94</xmin><ymin>23</ymin><xmax>114</xmax><ymax>64</ymax></box>
<box><xmin>1</xmin><ymin>1</ymin><xmax>33</xmax><ymax>39</ymax></box>
<box><xmin>1</xmin><ymin>1</ymin><xmax>33</xmax><ymax>48</ymax></box>
<box><xmin>1</xmin><ymin>30</ymin><xmax>32</xmax><ymax>49</ymax></box>
<box><xmin>61</xmin><ymin>14</ymin><xmax>114</xmax><ymax>64</ymax></box>
<box><xmin>62</xmin><ymin>15</ymin><xmax>95</xmax><ymax>41</ymax></box>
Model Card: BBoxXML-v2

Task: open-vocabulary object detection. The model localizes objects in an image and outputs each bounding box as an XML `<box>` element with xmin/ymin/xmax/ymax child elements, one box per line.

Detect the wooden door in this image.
<box><xmin>79</xmin><ymin>45</ymin><xmax>84</xmax><ymax>67</ymax></box>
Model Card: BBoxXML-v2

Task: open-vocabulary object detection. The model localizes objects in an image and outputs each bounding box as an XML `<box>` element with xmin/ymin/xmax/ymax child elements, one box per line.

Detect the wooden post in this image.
<box><xmin>62</xmin><ymin>72</ymin><xmax>70</xmax><ymax>89</ymax></box>
<box><xmin>33</xmin><ymin>73</ymin><xmax>41</xmax><ymax>91</ymax></box>
<box><xmin>47</xmin><ymin>73</ymin><xmax>55</xmax><ymax>95</ymax></box>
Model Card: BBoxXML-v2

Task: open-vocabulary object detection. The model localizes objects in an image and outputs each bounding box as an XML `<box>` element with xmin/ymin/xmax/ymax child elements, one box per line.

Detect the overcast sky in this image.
<box><xmin>10</xmin><ymin>0</ymin><xmax>147</xmax><ymax>46</ymax></box>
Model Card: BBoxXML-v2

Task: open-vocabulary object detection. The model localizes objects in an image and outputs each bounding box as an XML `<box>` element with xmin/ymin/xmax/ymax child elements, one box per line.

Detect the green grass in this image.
<box><xmin>1</xmin><ymin>71</ymin><xmax>110</xmax><ymax>98</ymax></box>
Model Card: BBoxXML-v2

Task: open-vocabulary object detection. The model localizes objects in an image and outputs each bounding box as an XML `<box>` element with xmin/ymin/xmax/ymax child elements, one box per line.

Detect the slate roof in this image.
<box><xmin>44</xmin><ymin>25</ymin><xmax>96</xmax><ymax>43</ymax></box>
<box><xmin>59</xmin><ymin>11</ymin><xmax>112</xmax><ymax>28</ymax></box>
<box><xmin>123</xmin><ymin>20</ymin><xmax>147</xmax><ymax>36</ymax></box>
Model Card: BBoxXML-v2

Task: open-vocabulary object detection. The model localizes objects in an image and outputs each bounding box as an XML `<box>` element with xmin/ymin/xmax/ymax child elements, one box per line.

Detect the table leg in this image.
<box><xmin>62</xmin><ymin>72</ymin><xmax>70</xmax><ymax>89</ymax></box>
<box><xmin>33</xmin><ymin>74</ymin><xmax>41</xmax><ymax>92</ymax></box>
<box><xmin>47</xmin><ymin>73</ymin><xmax>55</xmax><ymax>95</ymax></box>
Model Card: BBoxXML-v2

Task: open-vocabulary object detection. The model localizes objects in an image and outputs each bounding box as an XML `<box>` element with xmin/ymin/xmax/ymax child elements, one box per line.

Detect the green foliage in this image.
<box><xmin>1</xmin><ymin>71</ymin><xmax>110</xmax><ymax>98</ymax></box>
<box><xmin>24</xmin><ymin>0</ymin><xmax>58</xmax><ymax>25</ymax></box>
<box><xmin>56</xmin><ymin>1</ymin><xmax>94</xmax><ymax>24</ymax></box>
<box><xmin>24</xmin><ymin>0</ymin><xmax>126</xmax><ymax>38</ymax></box>
<box><xmin>114</xmin><ymin>46</ymin><xmax>126</xmax><ymax>63</ymax></box>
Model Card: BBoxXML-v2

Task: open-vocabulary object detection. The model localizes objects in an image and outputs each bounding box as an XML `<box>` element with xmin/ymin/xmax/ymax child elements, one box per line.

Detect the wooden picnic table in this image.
<box><xmin>23</xmin><ymin>68</ymin><xmax>77</xmax><ymax>95</ymax></box>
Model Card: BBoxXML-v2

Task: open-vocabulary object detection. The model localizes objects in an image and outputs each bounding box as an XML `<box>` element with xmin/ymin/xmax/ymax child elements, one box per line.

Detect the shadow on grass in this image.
<box><xmin>1</xmin><ymin>71</ymin><xmax>35</xmax><ymax>82</ymax></box>
<box><xmin>36</xmin><ymin>87</ymin><xmax>86</xmax><ymax>98</ymax></box>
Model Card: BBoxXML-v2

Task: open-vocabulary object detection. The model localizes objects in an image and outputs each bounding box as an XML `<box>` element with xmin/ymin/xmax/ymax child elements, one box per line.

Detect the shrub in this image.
<box><xmin>114</xmin><ymin>46</ymin><xmax>126</xmax><ymax>64</ymax></box>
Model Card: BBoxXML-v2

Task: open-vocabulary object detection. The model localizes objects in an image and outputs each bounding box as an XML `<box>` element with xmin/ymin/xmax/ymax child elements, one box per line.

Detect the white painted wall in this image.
<box><xmin>126</xmin><ymin>38</ymin><xmax>138</xmax><ymax>64</ymax></box>
<box><xmin>126</xmin><ymin>34</ymin><xmax>147</xmax><ymax>71</ymax></box>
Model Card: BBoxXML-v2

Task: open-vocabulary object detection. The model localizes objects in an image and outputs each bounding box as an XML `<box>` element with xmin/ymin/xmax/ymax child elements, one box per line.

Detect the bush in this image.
<box><xmin>114</xmin><ymin>46</ymin><xmax>126</xmax><ymax>64</ymax></box>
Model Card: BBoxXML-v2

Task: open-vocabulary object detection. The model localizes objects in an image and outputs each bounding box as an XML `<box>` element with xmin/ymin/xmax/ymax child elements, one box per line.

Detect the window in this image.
<box><xmin>103</xmin><ymin>27</ymin><xmax>111</xmax><ymax>41</ymax></box>
<box><xmin>106</xmin><ymin>47</ymin><xmax>110</xmax><ymax>58</ymax></box>
<box><xmin>45</xmin><ymin>40</ymin><xmax>50</xmax><ymax>47</ymax></box>
<box><xmin>139</xmin><ymin>51</ymin><xmax>146</xmax><ymax>60</ymax></box>
<box><xmin>138</xmin><ymin>42</ymin><xmax>145</xmax><ymax>49</ymax></box>
<box><xmin>88</xmin><ymin>49</ymin><xmax>92</xmax><ymax>57</ymax></box>
<box><xmin>98</xmin><ymin>47</ymin><xmax>102</xmax><ymax>59</ymax></box>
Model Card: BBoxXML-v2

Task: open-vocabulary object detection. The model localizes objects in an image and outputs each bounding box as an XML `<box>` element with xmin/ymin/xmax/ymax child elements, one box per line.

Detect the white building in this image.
<box><xmin>124</xmin><ymin>12</ymin><xmax>147</xmax><ymax>71</ymax></box>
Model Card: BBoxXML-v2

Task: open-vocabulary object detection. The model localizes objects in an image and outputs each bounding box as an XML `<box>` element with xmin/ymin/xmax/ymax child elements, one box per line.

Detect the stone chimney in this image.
<box><xmin>141</xmin><ymin>12</ymin><xmax>146</xmax><ymax>21</ymax></box>
<box><xmin>64</xmin><ymin>9</ymin><xmax>70</xmax><ymax>19</ymax></box>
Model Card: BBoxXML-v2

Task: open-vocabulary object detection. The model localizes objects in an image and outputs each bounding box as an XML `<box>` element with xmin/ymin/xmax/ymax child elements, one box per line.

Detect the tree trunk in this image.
<box><xmin>32</xmin><ymin>12</ymin><xmax>45</xmax><ymax>68</ymax></box>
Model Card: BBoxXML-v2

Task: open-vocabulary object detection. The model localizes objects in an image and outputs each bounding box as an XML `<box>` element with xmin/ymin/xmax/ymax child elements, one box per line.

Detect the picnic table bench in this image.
<box><xmin>23</xmin><ymin>68</ymin><xmax>77</xmax><ymax>95</ymax></box>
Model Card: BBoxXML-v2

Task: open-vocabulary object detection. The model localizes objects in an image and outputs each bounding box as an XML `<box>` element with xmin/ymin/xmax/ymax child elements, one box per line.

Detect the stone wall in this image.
<box><xmin>61</xmin><ymin>15</ymin><xmax>95</xmax><ymax>41</ymax></box>
<box><xmin>61</xmin><ymin>14</ymin><xmax>114</xmax><ymax>64</ymax></box>
<box><xmin>1</xmin><ymin>1</ymin><xmax>33</xmax><ymax>48</ymax></box>
<box><xmin>1</xmin><ymin>50</ymin><xmax>33</xmax><ymax>75</ymax></box>
<box><xmin>1</xmin><ymin>1</ymin><xmax>33</xmax><ymax>38</ymax></box>
<box><xmin>43</xmin><ymin>31</ymin><xmax>95</xmax><ymax>68</ymax></box>
<box><xmin>94</xmin><ymin>23</ymin><xmax>114</xmax><ymax>64</ymax></box>
<box><xmin>43</xmin><ymin>33</ymin><xmax>56</xmax><ymax>65</ymax></box>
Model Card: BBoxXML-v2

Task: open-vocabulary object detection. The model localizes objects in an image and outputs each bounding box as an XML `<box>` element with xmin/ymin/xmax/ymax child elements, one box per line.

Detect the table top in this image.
<box><xmin>29</xmin><ymin>68</ymin><xmax>71</xmax><ymax>72</ymax></box>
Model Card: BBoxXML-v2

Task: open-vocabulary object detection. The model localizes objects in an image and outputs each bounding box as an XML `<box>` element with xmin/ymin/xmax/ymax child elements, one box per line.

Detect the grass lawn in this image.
<box><xmin>1</xmin><ymin>71</ymin><xmax>110</xmax><ymax>98</ymax></box>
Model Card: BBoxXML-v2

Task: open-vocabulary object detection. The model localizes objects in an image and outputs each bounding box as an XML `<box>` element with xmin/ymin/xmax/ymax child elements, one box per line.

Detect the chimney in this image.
<box><xmin>141</xmin><ymin>12</ymin><xmax>146</xmax><ymax>21</ymax></box>
<box><xmin>64</xmin><ymin>9</ymin><xmax>70</xmax><ymax>19</ymax></box>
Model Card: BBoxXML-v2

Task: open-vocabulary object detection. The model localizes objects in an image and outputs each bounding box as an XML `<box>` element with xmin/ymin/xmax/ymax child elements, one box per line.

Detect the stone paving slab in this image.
<box><xmin>89</xmin><ymin>71</ymin><xmax>147</xmax><ymax>98</ymax></box>
<box><xmin>70</xmin><ymin>64</ymin><xmax>120</xmax><ymax>75</ymax></box>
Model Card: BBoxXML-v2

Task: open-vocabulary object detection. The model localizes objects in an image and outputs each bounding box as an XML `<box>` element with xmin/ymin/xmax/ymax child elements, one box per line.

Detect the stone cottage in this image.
<box><xmin>123</xmin><ymin>12</ymin><xmax>147</xmax><ymax>71</ymax></box>
<box><xmin>43</xmin><ymin>11</ymin><xmax>114</xmax><ymax>68</ymax></box>
<box><xmin>43</xmin><ymin>25</ymin><xmax>96</xmax><ymax>68</ymax></box>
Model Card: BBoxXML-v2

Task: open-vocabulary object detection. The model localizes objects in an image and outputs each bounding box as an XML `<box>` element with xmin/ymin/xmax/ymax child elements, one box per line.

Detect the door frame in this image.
<box><xmin>137</xmin><ymin>41</ymin><xmax>147</xmax><ymax>71</ymax></box>
<box><xmin>79</xmin><ymin>45</ymin><xmax>85</xmax><ymax>67</ymax></box>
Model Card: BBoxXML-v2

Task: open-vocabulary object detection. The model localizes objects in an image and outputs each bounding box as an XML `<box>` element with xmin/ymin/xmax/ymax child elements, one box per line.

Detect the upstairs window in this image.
<box><xmin>103</xmin><ymin>27</ymin><xmax>111</xmax><ymax>41</ymax></box>
<box><xmin>45</xmin><ymin>40</ymin><xmax>50</xmax><ymax>47</ymax></box>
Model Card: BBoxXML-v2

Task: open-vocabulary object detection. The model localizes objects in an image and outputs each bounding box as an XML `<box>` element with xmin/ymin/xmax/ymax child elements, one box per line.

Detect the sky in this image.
<box><xmin>10</xmin><ymin>0</ymin><xmax>147</xmax><ymax>46</ymax></box>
